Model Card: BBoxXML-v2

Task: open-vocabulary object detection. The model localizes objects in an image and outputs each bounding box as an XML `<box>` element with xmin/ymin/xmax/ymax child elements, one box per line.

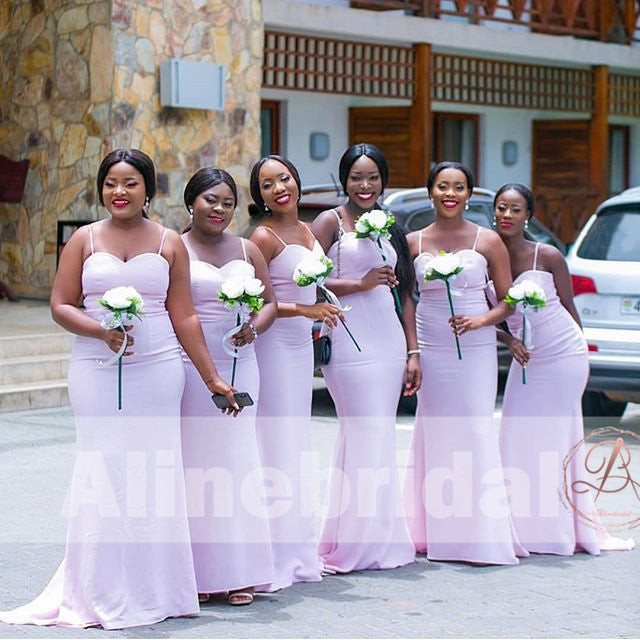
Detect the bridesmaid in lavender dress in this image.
<box><xmin>311</xmin><ymin>143</ymin><xmax>419</xmax><ymax>573</ymax></box>
<box><xmin>0</xmin><ymin>150</ymin><xmax>238</xmax><ymax>629</ymax></box>
<box><xmin>492</xmin><ymin>183</ymin><xmax>634</xmax><ymax>555</ymax></box>
<box><xmin>404</xmin><ymin>162</ymin><xmax>526</xmax><ymax>565</ymax></box>
<box><xmin>180</xmin><ymin>168</ymin><xmax>277</xmax><ymax>605</ymax></box>
<box><xmin>249</xmin><ymin>155</ymin><xmax>342</xmax><ymax>590</ymax></box>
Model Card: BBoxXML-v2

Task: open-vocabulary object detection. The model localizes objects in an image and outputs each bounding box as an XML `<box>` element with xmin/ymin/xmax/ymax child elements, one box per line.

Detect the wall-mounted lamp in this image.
<box><xmin>502</xmin><ymin>140</ymin><xmax>518</xmax><ymax>166</ymax></box>
<box><xmin>310</xmin><ymin>132</ymin><xmax>330</xmax><ymax>161</ymax></box>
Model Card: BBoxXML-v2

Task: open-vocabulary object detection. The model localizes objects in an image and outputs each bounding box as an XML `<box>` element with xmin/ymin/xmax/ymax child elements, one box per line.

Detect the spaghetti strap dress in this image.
<box><xmin>404</xmin><ymin>225</ymin><xmax>526</xmax><ymax>564</ymax></box>
<box><xmin>253</xmin><ymin>226</ymin><xmax>323</xmax><ymax>591</ymax></box>
<box><xmin>180</xmin><ymin>236</ymin><xmax>275</xmax><ymax>593</ymax></box>
<box><xmin>318</xmin><ymin>216</ymin><xmax>415</xmax><ymax>573</ymax></box>
<box><xmin>498</xmin><ymin>243</ymin><xmax>634</xmax><ymax>554</ymax></box>
<box><xmin>0</xmin><ymin>224</ymin><xmax>199</xmax><ymax>629</ymax></box>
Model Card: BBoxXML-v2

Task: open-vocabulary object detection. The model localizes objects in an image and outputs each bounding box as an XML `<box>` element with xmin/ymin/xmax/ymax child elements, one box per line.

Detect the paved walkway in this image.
<box><xmin>0</xmin><ymin>398</ymin><xmax>639</xmax><ymax>638</ymax></box>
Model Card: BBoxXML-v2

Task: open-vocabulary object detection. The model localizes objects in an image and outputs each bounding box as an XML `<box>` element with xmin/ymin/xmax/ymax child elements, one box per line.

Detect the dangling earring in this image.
<box><xmin>263</xmin><ymin>202</ymin><xmax>269</xmax><ymax>212</ymax></box>
<box><xmin>492</xmin><ymin>217</ymin><xmax>497</xmax><ymax>227</ymax></box>
<box><xmin>524</xmin><ymin>220</ymin><xmax>529</xmax><ymax>230</ymax></box>
<box><xmin>143</xmin><ymin>197</ymin><xmax>150</xmax><ymax>214</ymax></box>
<box><xmin>188</xmin><ymin>207</ymin><xmax>193</xmax><ymax>218</ymax></box>
<box><xmin>464</xmin><ymin>201</ymin><xmax>469</xmax><ymax>211</ymax></box>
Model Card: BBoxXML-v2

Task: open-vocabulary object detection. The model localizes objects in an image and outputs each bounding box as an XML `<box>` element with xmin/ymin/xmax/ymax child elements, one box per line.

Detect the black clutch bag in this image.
<box><xmin>312</xmin><ymin>320</ymin><xmax>331</xmax><ymax>368</ymax></box>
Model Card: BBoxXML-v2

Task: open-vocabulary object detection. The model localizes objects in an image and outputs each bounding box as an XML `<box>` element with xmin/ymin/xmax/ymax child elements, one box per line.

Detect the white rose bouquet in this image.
<box><xmin>354</xmin><ymin>208</ymin><xmax>403</xmax><ymax>315</ymax></box>
<box><xmin>293</xmin><ymin>254</ymin><xmax>361</xmax><ymax>352</ymax></box>
<box><xmin>218</xmin><ymin>276</ymin><xmax>266</xmax><ymax>386</ymax></box>
<box><xmin>98</xmin><ymin>286</ymin><xmax>145</xmax><ymax>410</ymax></box>
<box><xmin>424</xmin><ymin>251</ymin><xmax>465</xmax><ymax>360</ymax></box>
<box><xmin>504</xmin><ymin>279</ymin><xmax>547</xmax><ymax>384</ymax></box>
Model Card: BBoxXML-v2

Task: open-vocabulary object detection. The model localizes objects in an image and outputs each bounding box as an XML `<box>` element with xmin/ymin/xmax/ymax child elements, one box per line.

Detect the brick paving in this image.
<box><xmin>0</xmin><ymin>396</ymin><xmax>639</xmax><ymax>638</ymax></box>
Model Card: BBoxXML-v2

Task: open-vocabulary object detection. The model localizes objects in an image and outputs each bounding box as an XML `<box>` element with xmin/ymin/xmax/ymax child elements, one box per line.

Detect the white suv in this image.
<box><xmin>566</xmin><ymin>187</ymin><xmax>640</xmax><ymax>417</ymax></box>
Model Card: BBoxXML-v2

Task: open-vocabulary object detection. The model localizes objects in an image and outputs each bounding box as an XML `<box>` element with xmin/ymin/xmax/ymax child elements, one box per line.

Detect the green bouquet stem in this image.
<box><xmin>319</xmin><ymin>289</ymin><xmax>361</xmax><ymax>352</ymax></box>
<box><xmin>521</xmin><ymin>315</ymin><xmax>527</xmax><ymax>385</ymax></box>
<box><xmin>445</xmin><ymin>280</ymin><xmax>463</xmax><ymax>360</ymax></box>
<box><xmin>117</xmin><ymin>355</ymin><xmax>122</xmax><ymax>411</ymax></box>
<box><xmin>376</xmin><ymin>238</ymin><xmax>403</xmax><ymax>316</ymax></box>
<box><xmin>231</xmin><ymin>312</ymin><xmax>240</xmax><ymax>387</ymax></box>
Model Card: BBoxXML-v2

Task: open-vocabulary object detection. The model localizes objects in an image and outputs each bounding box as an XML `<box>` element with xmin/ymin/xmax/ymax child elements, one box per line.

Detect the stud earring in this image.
<box><xmin>464</xmin><ymin>201</ymin><xmax>469</xmax><ymax>211</ymax></box>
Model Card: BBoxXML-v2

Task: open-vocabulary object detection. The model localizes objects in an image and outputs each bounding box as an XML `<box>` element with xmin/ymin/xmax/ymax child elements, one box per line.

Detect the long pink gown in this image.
<box><xmin>498</xmin><ymin>243</ymin><xmax>633</xmax><ymax>554</ymax></box>
<box><xmin>0</xmin><ymin>226</ymin><xmax>199</xmax><ymax>629</ymax></box>
<box><xmin>404</xmin><ymin>225</ymin><xmax>526</xmax><ymax>564</ymax></box>
<box><xmin>253</xmin><ymin>226</ymin><xmax>323</xmax><ymax>591</ymax></box>
<box><xmin>180</xmin><ymin>237</ymin><xmax>275</xmax><ymax>593</ymax></box>
<box><xmin>318</xmin><ymin>226</ymin><xmax>415</xmax><ymax>572</ymax></box>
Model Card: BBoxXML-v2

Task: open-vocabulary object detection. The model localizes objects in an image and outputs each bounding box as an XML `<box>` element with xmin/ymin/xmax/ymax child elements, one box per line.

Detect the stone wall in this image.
<box><xmin>0</xmin><ymin>0</ymin><xmax>262</xmax><ymax>299</ymax></box>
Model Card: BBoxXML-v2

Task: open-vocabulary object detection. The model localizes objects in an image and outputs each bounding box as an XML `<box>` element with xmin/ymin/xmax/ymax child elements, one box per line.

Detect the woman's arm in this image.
<box><xmin>231</xmin><ymin>240</ymin><xmax>277</xmax><ymax>347</ymax></box>
<box><xmin>546</xmin><ymin>246</ymin><xmax>582</xmax><ymax>328</ymax></box>
<box><xmin>164</xmin><ymin>232</ymin><xmax>238</xmax><ymax>410</ymax></box>
<box><xmin>399</xmin><ymin>293</ymin><xmax>422</xmax><ymax>396</ymax></box>
<box><xmin>50</xmin><ymin>226</ymin><xmax>131</xmax><ymax>354</ymax></box>
<box><xmin>450</xmin><ymin>231</ymin><xmax>515</xmax><ymax>335</ymax></box>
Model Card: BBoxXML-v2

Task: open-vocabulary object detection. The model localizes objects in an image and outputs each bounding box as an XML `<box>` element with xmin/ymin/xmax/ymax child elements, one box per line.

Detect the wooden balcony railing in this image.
<box><xmin>351</xmin><ymin>0</ymin><xmax>640</xmax><ymax>45</ymax></box>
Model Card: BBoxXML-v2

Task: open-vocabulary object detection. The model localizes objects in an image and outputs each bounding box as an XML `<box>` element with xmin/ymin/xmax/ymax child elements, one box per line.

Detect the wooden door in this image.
<box><xmin>532</xmin><ymin>120</ymin><xmax>600</xmax><ymax>243</ymax></box>
<box><xmin>349</xmin><ymin>107</ymin><xmax>411</xmax><ymax>188</ymax></box>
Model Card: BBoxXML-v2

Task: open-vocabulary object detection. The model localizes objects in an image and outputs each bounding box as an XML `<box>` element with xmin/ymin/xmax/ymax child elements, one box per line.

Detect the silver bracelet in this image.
<box><xmin>248</xmin><ymin>323</ymin><xmax>258</xmax><ymax>340</ymax></box>
<box><xmin>407</xmin><ymin>349</ymin><xmax>421</xmax><ymax>356</ymax></box>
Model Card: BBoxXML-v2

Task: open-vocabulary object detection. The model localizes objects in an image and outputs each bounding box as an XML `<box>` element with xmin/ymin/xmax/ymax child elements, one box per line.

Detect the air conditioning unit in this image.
<box><xmin>160</xmin><ymin>59</ymin><xmax>225</xmax><ymax>111</ymax></box>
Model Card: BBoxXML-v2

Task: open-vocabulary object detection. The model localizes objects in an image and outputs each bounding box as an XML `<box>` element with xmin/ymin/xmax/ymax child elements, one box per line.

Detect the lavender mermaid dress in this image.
<box><xmin>180</xmin><ymin>237</ymin><xmax>275</xmax><ymax>592</ymax></box>
<box><xmin>253</xmin><ymin>227</ymin><xmax>323</xmax><ymax>591</ymax></box>
<box><xmin>0</xmin><ymin>226</ymin><xmax>199</xmax><ymax>629</ymax></box>
<box><xmin>318</xmin><ymin>228</ymin><xmax>415</xmax><ymax>572</ymax></box>
<box><xmin>404</xmin><ymin>226</ymin><xmax>526</xmax><ymax>564</ymax></box>
<box><xmin>498</xmin><ymin>243</ymin><xmax>633</xmax><ymax>554</ymax></box>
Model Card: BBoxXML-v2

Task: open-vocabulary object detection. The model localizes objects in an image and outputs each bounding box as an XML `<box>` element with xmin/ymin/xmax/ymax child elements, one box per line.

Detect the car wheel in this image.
<box><xmin>581</xmin><ymin>390</ymin><xmax>627</xmax><ymax>419</ymax></box>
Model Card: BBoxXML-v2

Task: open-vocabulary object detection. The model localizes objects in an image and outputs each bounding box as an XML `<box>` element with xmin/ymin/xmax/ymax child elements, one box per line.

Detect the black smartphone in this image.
<box><xmin>211</xmin><ymin>392</ymin><xmax>254</xmax><ymax>410</ymax></box>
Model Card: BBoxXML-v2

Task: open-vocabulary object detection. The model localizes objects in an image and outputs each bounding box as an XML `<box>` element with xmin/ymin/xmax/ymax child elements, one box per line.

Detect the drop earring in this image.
<box><xmin>464</xmin><ymin>201</ymin><xmax>469</xmax><ymax>211</ymax></box>
<box><xmin>524</xmin><ymin>220</ymin><xmax>529</xmax><ymax>230</ymax></box>
<box><xmin>188</xmin><ymin>207</ymin><xmax>194</xmax><ymax>218</ymax></box>
<box><xmin>143</xmin><ymin>197</ymin><xmax>150</xmax><ymax>213</ymax></box>
<box><xmin>492</xmin><ymin>217</ymin><xmax>497</xmax><ymax>227</ymax></box>
<box><xmin>263</xmin><ymin>202</ymin><xmax>269</xmax><ymax>212</ymax></box>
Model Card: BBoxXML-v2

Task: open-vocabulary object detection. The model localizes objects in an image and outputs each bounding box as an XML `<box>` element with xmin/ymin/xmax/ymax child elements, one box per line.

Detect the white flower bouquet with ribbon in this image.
<box><xmin>504</xmin><ymin>279</ymin><xmax>547</xmax><ymax>383</ymax></box>
<box><xmin>354</xmin><ymin>208</ymin><xmax>402</xmax><ymax>315</ymax></box>
<box><xmin>218</xmin><ymin>276</ymin><xmax>265</xmax><ymax>386</ymax></box>
<box><xmin>424</xmin><ymin>251</ymin><xmax>464</xmax><ymax>360</ymax></box>
<box><xmin>98</xmin><ymin>286</ymin><xmax>145</xmax><ymax>410</ymax></box>
<box><xmin>293</xmin><ymin>254</ymin><xmax>361</xmax><ymax>352</ymax></box>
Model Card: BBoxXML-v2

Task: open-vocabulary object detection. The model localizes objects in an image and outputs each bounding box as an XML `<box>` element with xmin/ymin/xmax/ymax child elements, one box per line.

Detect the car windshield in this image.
<box><xmin>405</xmin><ymin>203</ymin><xmax>491</xmax><ymax>232</ymax></box>
<box><xmin>577</xmin><ymin>206</ymin><xmax>640</xmax><ymax>261</ymax></box>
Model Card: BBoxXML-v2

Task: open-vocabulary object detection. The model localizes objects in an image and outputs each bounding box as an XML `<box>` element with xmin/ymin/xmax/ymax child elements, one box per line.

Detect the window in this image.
<box><xmin>577</xmin><ymin>206</ymin><xmax>639</xmax><ymax>261</ymax></box>
<box><xmin>432</xmin><ymin>113</ymin><xmax>479</xmax><ymax>181</ymax></box>
<box><xmin>260</xmin><ymin>100</ymin><xmax>281</xmax><ymax>157</ymax></box>
<box><xmin>609</xmin><ymin>125</ymin><xmax>629</xmax><ymax>196</ymax></box>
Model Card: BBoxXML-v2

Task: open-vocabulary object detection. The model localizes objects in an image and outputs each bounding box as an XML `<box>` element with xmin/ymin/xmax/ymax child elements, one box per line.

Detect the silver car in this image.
<box><xmin>566</xmin><ymin>187</ymin><xmax>640</xmax><ymax>417</ymax></box>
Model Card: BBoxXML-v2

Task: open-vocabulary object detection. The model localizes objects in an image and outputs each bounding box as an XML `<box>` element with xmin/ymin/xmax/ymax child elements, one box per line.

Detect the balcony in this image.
<box><xmin>349</xmin><ymin>0</ymin><xmax>640</xmax><ymax>45</ymax></box>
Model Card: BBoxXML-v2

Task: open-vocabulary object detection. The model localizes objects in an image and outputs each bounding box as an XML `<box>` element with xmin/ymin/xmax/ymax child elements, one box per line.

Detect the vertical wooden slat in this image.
<box><xmin>589</xmin><ymin>65</ymin><xmax>609</xmax><ymax>203</ymax></box>
<box><xmin>409</xmin><ymin>43</ymin><xmax>432</xmax><ymax>186</ymax></box>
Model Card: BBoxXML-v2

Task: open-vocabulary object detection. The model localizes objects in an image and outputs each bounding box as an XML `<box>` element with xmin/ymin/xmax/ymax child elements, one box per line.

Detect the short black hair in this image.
<box><xmin>493</xmin><ymin>183</ymin><xmax>535</xmax><ymax>218</ymax></box>
<box><xmin>184</xmin><ymin>167</ymin><xmax>238</xmax><ymax>212</ymax></box>
<box><xmin>249</xmin><ymin>155</ymin><xmax>302</xmax><ymax>215</ymax></box>
<box><xmin>338</xmin><ymin>143</ymin><xmax>389</xmax><ymax>193</ymax></box>
<box><xmin>97</xmin><ymin>149</ymin><xmax>156</xmax><ymax>206</ymax></box>
<box><xmin>426</xmin><ymin>161</ymin><xmax>475</xmax><ymax>195</ymax></box>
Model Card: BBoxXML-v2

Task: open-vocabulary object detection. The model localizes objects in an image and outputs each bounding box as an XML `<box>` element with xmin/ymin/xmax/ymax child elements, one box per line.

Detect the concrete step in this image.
<box><xmin>0</xmin><ymin>379</ymin><xmax>69</xmax><ymax>412</ymax></box>
<box><xmin>0</xmin><ymin>353</ymin><xmax>70</xmax><ymax>385</ymax></box>
<box><xmin>0</xmin><ymin>333</ymin><xmax>73</xmax><ymax>359</ymax></box>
